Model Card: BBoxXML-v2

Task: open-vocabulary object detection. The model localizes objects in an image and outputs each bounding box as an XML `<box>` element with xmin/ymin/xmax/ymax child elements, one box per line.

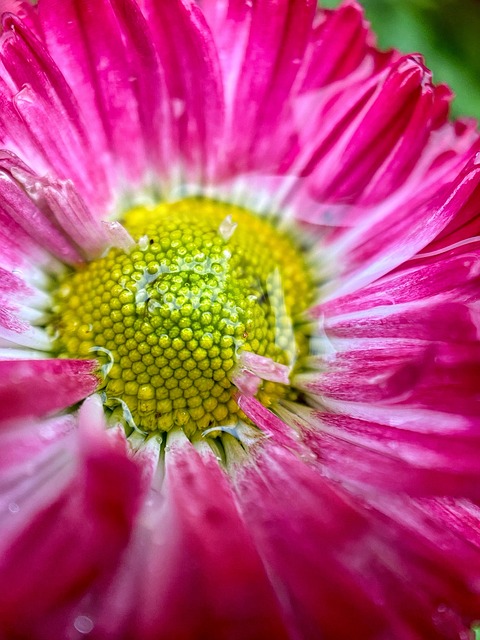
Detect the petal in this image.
<box><xmin>0</xmin><ymin>264</ymin><xmax>52</xmax><ymax>351</ymax></box>
<box><xmin>39</xmin><ymin>0</ymin><xmax>167</xmax><ymax>188</ymax></box>
<box><xmin>0</xmin><ymin>152</ymin><xmax>83</xmax><ymax>264</ymax></box>
<box><xmin>0</xmin><ymin>413</ymin><xmax>74</xmax><ymax>475</ymax></box>
<box><xmin>0</xmin><ymin>15</ymin><xmax>111</xmax><ymax>209</ymax></box>
<box><xmin>141</xmin><ymin>0</ymin><xmax>225</xmax><ymax>182</ymax></box>
<box><xmin>286</xmin><ymin>402</ymin><xmax>480</xmax><ymax>498</ymax></box>
<box><xmin>326</xmin><ymin>155</ymin><xmax>480</xmax><ymax>297</ymax></box>
<box><xmin>298</xmin><ymin>1</ymin><xmax>391</xmax><ymax>91</ymax></box>
<box><xmin>0</xmin><ymin>359</ymin><xmax>98</xmax><ymax>424</ymax></box>
<box><xmin>232</xmin><ymin>438</ymin><xmax>387</xmax><ymax>639</ymax></box>
<box><xmin>0</xmin><ymin>396</ymin><xmax>144</xmax><ymax>637</ymax></box>
<box><xmin>300</xmin><ymin>56</ymin><xmax>441</xmax><ymax>204</ymax></box>
<box><xmin>128</xmin><ymin>434</ymin><xmax>288</xmax><ymax>639</ymax></box>
<box><xmin>233</xmin><ymin>436</ymin><xmax>480</xmax><ymax>638</ymax></box>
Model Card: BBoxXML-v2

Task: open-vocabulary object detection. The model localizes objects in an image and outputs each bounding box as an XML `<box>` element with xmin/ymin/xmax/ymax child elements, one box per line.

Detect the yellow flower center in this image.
<box><xmin>50</xmin><ymin>198</ymin><xmax>313</xmax><ymax>437</ymax></box>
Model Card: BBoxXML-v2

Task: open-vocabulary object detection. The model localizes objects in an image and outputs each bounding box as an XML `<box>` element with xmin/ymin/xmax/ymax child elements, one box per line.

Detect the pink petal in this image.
<box><xmin>0</xmin><ymin>152</ymin><xmax>82</xmax><ymax>264</ymax></box>
<box><xmin>237</xmin><ymin>351</ymin><xmax>291</xmax><ymax>385</ymax></box>
<box><xmin>327</xmin><ymin>155</ymin><xmax>480</xmax><ymax>297</ymax></box>
<box><xmin>291</xmin><ymin>403</ymin><xmax>480</xmax><ymax>498</ymax></box>
<box><xmin>0</xmin><ymin>414</ymin><xmax>74</xmax><ymax>475</ymax></box>
<box><xmin>0</xmin><ymin>0</ymin><xmax>40</xmax><ymax>35</ymax></box>
<box><xmin>141</xmin><ymin>0</ymin><xmax>224</xmax><ymax>181</ymax></box>
<box><xmin>302</xmin><ymin>56</ymin><xmax>441</xmax><ymax>204</ymax></box>
<box><xmin>0</xmin><ymin>15</ymin><xmax>111</xmax><ymax>209</ymax></box>
<box><xmin>130</xmin><ymin>435</ymin><xmax>288</xmax><ymax>639</ymax></box>
<box><xmin>234</xmin><ymin>437</ymin><xmax>480</xmax><ymax>638</ymax></box>
<box><xmin>0</xmin><ymin>396</ymin><xmax>144</xmax><ymax>637</ymax></box>
<box><xmin>39</xmin><ymin>0</ymin><xmax>164</xmax><ymax>188</ymax></box>
<box><xmin>233</xmin><ymin>439</ymin><xmax>388</xmax><ymax>639</ymax></box>
<box><xmin>298</xmin><ymin>1</ymin><xmax>392</xmax><ymax>91</ymax></box>
<box><xmin>0</xmin><ymin>359</ymin><xmax>98</xmax><ymax>424</ymax></box>
<box><xmin>0</xmin><ymin>265</ymin><xmax>51</xmax><ymax>350</ymax></box>
<box><xmin>320</xmin><ymin>241</ymin><xmax>480</xmax><ymax>318</ymax></box>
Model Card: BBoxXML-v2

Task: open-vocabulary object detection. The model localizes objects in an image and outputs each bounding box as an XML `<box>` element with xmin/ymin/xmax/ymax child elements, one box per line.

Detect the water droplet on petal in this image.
<box><xmin>74</xmin><ymin>615</ymin><xmax>94</xmax><ymax>634</ymax></box>
<box><xmin>8</xmin><ymin>502</ymin><xmax>20</xmax><ymax>513</ymax></box>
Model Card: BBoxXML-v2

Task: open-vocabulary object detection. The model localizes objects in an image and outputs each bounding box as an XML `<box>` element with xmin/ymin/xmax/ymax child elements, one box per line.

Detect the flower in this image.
<box><xmin>1</xmin><ymin>0</ymin><xmax>480</xmax><ymax>638</ymax></box>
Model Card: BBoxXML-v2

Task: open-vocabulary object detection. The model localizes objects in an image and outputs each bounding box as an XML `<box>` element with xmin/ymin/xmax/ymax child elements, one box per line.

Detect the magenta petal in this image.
<box><xmin>0</xmin><ymin>152</ymin><xmax>83</xmax><ymax>263</ymax></box>
<box><xmin>0</xmin><ymin>15</ymin><xmax>111</xmax><ymax>208</ymax></box>
<box><xmin>0</xmin><ymin>398</ymin><xmax>144</xmax><ymax>636</ymax></box>
<box><xmin>304</xmin><ymin>56</ymin><xmax>440</xmax><ymax>204</ymax></box>
<box><xmin>0</xmin><ymin>414</ymin><xmax>74</xmax><ymax>474</ymax></box>
<box><xmin>142</xmin><ymin>0</ymin><xmax>224</xmax><ymax>180</ymax></box>
<box><xmin>329</xmin><ymin>154</ymin><xmax>480</xmax><ymax>296</ymax></box>
<box><xmin>132</xmin><ymin>437</ymin><xmax>288</xmax><ymax>639</ymax></box>
<box><xmin>234</xmin><ymin>438</ymin><xmax>480</xmax><ymax>639</ymax></box>
<box><xmin>295</xmin><ymin>405</ymin><xmax>480</xmax><ymax>498</ymax></box>
<box><xmin>39</xmin><ymin>0</ymin><xmax>162</xmax><ymax>187</ymax></box>
<box><xmin>299</xmin><ymin>1</ymin><xmax>390</xmax><ymax>91</ymax></box>
<box><xmin>0</xmin><ymin>359</ymin><xmax>98</xmax><ymax>424</ymax></box>
<box><xmin>233</xmin><ymin>439</ymin><xmax>388</xmax><ymax>639</ymax></box>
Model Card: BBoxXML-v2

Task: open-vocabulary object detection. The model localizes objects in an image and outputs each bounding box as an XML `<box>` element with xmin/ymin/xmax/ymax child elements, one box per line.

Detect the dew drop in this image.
<box><xmin>74</xmin><ymin>615</ymin><xmax>94</xmax><ymax>635</ymax></box>
<box><xmin>218</xmin><ymin>215</ymin><xmax>237</xmax><ymax>241</ymax></box>
<box><xmin>138</xmin><ymin>235</ymin><xmax>149</xmax><ymax>251</ymax></box>
<box><xmin>8</xmin><ymin>502</ymin><xmax>20</xmax><ymax>513</ymax></box>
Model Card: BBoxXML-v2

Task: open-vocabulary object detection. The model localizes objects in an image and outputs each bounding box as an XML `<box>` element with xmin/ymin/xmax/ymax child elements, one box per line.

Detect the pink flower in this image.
<box><xmin>1</xmin><ymin>0</ymin><xmax>480</xmax><ymax>638</ymax></box>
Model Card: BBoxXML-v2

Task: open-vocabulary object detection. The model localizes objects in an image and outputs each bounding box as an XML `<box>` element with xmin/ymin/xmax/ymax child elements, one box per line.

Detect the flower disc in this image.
<box><xmin>50</xmin><ymin>198</ymin><xmax>314</xmax><ymax>436</ymax></box>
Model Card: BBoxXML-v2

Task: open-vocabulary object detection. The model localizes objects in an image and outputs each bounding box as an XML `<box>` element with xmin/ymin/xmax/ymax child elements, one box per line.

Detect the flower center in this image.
<box><xmin>50</xmin><ymin>198</ymin><xmax>313</xmax><ymax>437</ymax></box>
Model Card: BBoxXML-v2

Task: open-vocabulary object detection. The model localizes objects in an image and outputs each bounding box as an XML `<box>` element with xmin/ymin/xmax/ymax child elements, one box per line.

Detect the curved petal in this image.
<box><xmin>38</xmin><ymin>0</ymin><xmax>168</xmax><ymax>191</ymax></box>
<box><xmin>128</xmin><ymin>433</ymin><xmax>287</xmax><ymax>639</ymax></box>
<box><xmin>233</xmin><ymin>437</ymin><xmax>480</xmax><ymax>639</ymax></box>
<box><xmin>0</xmin><ymin>359</ymin><xmax>98</xmax><ymax>424</ymax></box>
<box><xmin>140</xmin><ymin>0</ymin><xmax>225</xmax><ymax>183</ymax></box>
<box><xmin>0</xmin><ymin>14</ymin><xmax>112</xmax><ymax>208</ymax></box>
<box><xmin>0</xmin><ymin>396</ymin><xmax>145</xmax><ymax>639</ymax></box>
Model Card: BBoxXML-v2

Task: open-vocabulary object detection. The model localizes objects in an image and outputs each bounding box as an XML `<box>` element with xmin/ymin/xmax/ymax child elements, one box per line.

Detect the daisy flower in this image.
<box><xmin>1</xmin><ymin>0</ymin><xmax>480</xmax><ymax>638</ymax></box>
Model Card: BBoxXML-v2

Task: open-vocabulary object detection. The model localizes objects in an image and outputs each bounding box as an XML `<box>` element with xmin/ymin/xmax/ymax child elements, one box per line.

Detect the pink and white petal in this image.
<box><xmin>0</xmin><ymin>154</ymin><xmax>83</xmax><ymax>264</ymax></box>
<box><xmin>421</xmin><ymin>169</ymin><xmax>480</xmax><ymax>253</ymax></box>
<box><xmin>39</xmin><ymin>0</ymin><xmax>166</xmax><ymax>191</ymax></box>
<box><xmin>324</xmin><ymin>155</ymin><xmax>480</xmax><ymax>298</ymax></box>
<box><xmin>358</xmin><ymin>494</ymin><xmax>480</xmax><ymax>637</ymax></box>
<box><xmin>234</xmin><ymin>437</ymin><xmax>480</xmax><ymax>638</ymax></box>
<box><xmin>0</xmin><ymin>396</ymin><xmax>145</xmax><ymax>639</ymax></box>
<box><xmin>242</xmin><ymin>0</ymin><xmax>316</xmax><ymax>163</ymax></box>
<box><xmin>0</xmin><ymin>15</ymin><xmax>112</xmax><ymax>209</ymax></box>
<box><xmin>279</xmin><ymin>401</ymin><xmax>480</xmax><ymax>498</ymax></box>
<box><xmin>212</xmin><ymin>0</ymin><xmax>316</xmax><ymax>173</ymax></box>
<box><xmin>141</xmin><ymin>0</ymin><xmax>225</xmax><ymax>183</ymax></box>
<box><xmin>298</xmin><ymin>331</ymin><xmax>480</xmax><ymax>416</ymax></box>
<box><xmin>128</xmin><ymin>433</ymin><xmax>288</xmax><ymax>640</ymax></box>
<box><xmin>237</xmin><ymin>393</ymin><xmax>302</xmax><ymax>450</ymax></box>
<box><xmin>38</xmin><ymin>175</ymin><xmax>134</xmax><ymax>259</ymax></box>
<box><xmin>0</xmin><ymin>266</ymin><xmax>52</xmax><ymax>351</ymax></box>
<box><xmin>1</xmin><ymin>149</ymin><xmax>134</xmax><ymax>261</ymax></box>
<box><xmin>320</xmin><ymin>241</ymin><xmax>480</xmax><ymax>318</ymax></box>
<box><xmin>298</xmin><ymin>56</ymin><xmax>440</xmax><ymax>205</ymax></box>
<box><xmin>0</xmin><ymin>313</ymin><xmax>51</xmax><ymax>351</ymax></box>
<box><xmin>0</xmin><ymin>196</ymin><xmax>60</xmax><ymax>277</ymax></box>
<box><xmin>0</xmin><ymin>413</ymin><xmax>75</xmax><ymax>475</ymax></box>
<box><xmin>231</xmin><ymin>438</ymin><xmax>389</xmax><ymax>639</ymax></box>
<box><xmin>0</xmin><ymin>359</ymin><xmax>98</xmax><ymax>424</ymax></box>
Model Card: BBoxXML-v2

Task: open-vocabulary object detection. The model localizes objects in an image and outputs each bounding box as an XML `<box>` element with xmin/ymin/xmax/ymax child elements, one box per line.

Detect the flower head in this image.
<box><xmin>1</xmin><ymin>1</ymin><xmax>480</xmax><ymax>638</ymax></box>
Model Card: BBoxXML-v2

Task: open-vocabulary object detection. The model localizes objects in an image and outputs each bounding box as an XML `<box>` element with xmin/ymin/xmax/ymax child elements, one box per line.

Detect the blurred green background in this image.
<box><xmin>321</xmin><ymin>0</ymin><xmax>480</xmax><ymax>119</ymax></box>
